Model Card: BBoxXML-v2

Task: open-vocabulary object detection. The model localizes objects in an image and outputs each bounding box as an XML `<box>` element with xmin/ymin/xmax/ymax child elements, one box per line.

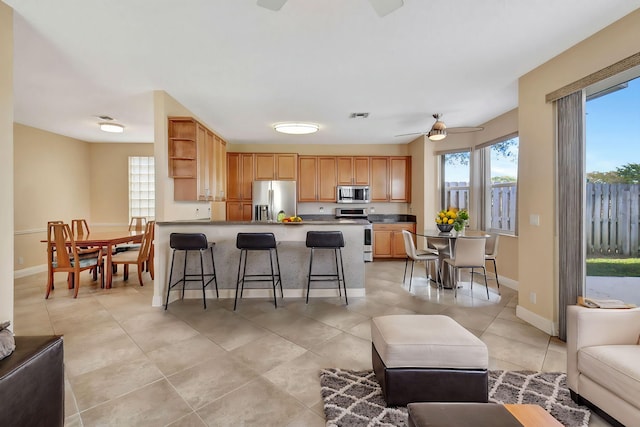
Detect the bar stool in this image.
<box><xmin>305</xmin><ymin>231</ymin><xmax>347</xmax><ymax>305</ymax></box>
<box><xmin>234</xmin><ymin>232</ymin><xmax>283</xmax><ymax>311</ymax></box>
<box><xmin>165</xmin><ymin>233</ymin><xmax>218</xmax><ymax>310</ymax></box>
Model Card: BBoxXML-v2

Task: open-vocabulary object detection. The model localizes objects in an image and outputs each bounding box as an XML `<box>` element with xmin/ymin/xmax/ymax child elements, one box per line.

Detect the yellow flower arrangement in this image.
<box><xmin>435</xmin><ymin>208</ymin><xmax>469</xmax><ymax>231</ymax></box>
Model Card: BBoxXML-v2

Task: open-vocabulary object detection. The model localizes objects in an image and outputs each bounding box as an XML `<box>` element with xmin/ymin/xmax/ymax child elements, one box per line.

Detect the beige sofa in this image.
<box><xmin>567</xmin><ymin>305</ymin><xmax>640</xmax><ymax>427</ymax></box>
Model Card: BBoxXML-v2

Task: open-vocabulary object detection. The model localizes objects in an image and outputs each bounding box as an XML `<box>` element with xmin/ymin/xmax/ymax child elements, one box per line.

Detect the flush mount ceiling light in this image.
<box><xmin>273</xmin><ymin>122</ymin><xmax>319</xmax><ymax>135</ymax></box>
<box><xmin>99</xmin><ymin>122</ymin><xmax>125</xmax><ymax>133</ymax></box>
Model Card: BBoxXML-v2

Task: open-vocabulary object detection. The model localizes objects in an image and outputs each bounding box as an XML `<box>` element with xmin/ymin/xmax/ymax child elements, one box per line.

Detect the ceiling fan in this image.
<box><xmin>256</xmin><ymin>0</ymin><xmax>404</xmax><ymax>17</ymax></box>
<box><xmin>395</xmin><ymin>114</ymin><xmax>484</xmax><ymax>141</ymax></box>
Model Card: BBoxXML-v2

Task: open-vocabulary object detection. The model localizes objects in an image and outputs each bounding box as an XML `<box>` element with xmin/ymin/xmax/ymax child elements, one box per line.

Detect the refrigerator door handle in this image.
<box><xmin>269</xmin><ymin>189</ymin><xmax>274</xmax><ymax>221</ymax></box>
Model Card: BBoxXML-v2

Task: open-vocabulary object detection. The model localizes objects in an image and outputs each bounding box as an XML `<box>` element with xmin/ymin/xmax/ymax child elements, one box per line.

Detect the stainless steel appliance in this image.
<box><xmin>337</xmin><ymin>185</ymin><xmax>370</xmax><ymax>204</ymax></box>
<box><xmin>335</xmin><ymin>208</ymin><xmax>373</xmax><ymax>262</ymax></box>
<box><xmin>252</xmin><ymin>180</ymin><xmax>297</xmax><ymax>222</ymax></box>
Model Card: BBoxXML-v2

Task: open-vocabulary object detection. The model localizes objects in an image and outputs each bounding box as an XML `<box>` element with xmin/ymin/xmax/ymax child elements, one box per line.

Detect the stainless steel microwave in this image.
<box><xmin>337</xmin><ymin>185</ymin><xmax>370</xmax><ymax>203</ymax></box>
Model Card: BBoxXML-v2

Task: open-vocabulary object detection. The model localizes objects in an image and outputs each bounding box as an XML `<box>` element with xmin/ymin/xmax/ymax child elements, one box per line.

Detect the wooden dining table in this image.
<box><xmin>416</xmin><ymin>229</ymin><xmax>489</xmax><ymax>288</ymax></box>
<box><xmin>44</xmin><ymin>229</ymin><xmax>144</xmax><ymax>289</ymax></box>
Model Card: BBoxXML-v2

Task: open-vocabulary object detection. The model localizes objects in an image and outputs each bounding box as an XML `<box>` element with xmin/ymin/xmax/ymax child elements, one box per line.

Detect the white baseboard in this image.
<box><xmin>153</xmin><ymin>287</ymin><xmax>366</xmax><ymax>307</ymax></box>
<box><xmin>497</xmin><ymin>275</ymin><xmax>518</xmax><ymax>291</ymax></box>
<box><xmin>516</xmin><ymin>304</ymin><xmax>557</xmax><ymax>336</ymax></box>
<box><xmin>14</xmin><ymin>264</ymin><xmax>47</xmax><ymax>279</ymax></box>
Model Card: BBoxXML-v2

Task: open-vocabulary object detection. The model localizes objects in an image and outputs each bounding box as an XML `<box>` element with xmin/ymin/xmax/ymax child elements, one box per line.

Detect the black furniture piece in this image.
<box><xmin>0</xmin><ymin>335</ymin><xmax>64</xmax><ymax>427</ymax></box>
<box><xmin>165</xmin><ymin>232</ymin><xmax>218</xmax><ymax>310</ymax></box>
<box><xmin>234</xmin><ymin>232</ymin><xmax>283</xmax><ymax>310</ymax></box>
<box><xmin>407</xmin><ymin>402</ymin><xmax>523</xmax><ymax>427</ymax></box>
<box><xmin>305</xmin><ymin>231</ymin><xmax>347</xmax><ymax>305</ymax></box>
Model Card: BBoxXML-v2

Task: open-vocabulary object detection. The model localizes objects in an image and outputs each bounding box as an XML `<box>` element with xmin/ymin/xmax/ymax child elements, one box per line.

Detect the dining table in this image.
<box><xmin>416</xmin><ymin>229</ymin><xmax>489</xmax><ymax>289</ymax></box>
<box><xmin>44</xmin><ymin>229</ymin><xmax>144</xmax><ymax>289</ymax></box>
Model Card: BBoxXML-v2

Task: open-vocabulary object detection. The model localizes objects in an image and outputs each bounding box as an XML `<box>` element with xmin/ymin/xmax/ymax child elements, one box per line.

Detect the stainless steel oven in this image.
<box><xmin>335</xmin><ymin>208</ymin><xmax>373</xmax><ymax>262</ymax></box>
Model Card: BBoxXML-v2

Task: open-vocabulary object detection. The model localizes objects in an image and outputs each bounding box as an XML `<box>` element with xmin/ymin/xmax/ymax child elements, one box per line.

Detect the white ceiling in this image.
<box><xmin>6</xmin><ymin>0</ymin><xmax>640</xmax><ymax>144</ymax></box>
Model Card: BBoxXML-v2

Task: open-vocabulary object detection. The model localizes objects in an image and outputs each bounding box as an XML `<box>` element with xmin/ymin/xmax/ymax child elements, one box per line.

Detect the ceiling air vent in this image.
<box><xmin>349</xmin><ymin>112</ymin><xmax>370</xmax><ymax>119</ymax></box>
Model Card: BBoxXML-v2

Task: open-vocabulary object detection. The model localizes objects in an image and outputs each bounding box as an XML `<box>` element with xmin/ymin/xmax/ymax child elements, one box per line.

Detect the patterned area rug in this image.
<box><xmin>320</xmin><ymin>369</ymin><xmax>591</xmax><ymax>427</ymax></box>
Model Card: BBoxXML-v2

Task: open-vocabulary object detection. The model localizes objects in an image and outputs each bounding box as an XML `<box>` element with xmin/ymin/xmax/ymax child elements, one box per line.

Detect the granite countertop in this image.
<box><xmin>157</xmin><ymin>219</ymin><xmax>369</xmax><ymax>226</ymax></box>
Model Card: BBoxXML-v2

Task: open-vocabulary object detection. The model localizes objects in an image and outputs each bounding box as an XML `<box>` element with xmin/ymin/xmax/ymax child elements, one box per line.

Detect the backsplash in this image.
<box><xmin>297</xmin><ymin>202</ymin><xmax>409</xmax><ymax>216</ymax></box>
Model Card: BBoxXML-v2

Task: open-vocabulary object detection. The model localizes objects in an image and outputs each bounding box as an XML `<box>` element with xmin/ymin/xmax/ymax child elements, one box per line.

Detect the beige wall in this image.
<box><xmin>0</xmin><ymin>2</ymin><xmax>13</xmax><ymax>325</ymax></box>
<box><xmin>518</xmin><ymin>9</ymin><xmax>640</xmax><ymax>333</ymax></box>
<box><xmin>90</xmin><ymin>143</ymin><xmax>154</xmax><ymax>224</ymax></box>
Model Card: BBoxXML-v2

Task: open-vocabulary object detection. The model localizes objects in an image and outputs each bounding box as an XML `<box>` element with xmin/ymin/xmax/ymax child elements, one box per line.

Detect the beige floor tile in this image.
<box><xmin>440</xmin><ymin>306</ymin><xmax>497</xmax><ymax>332</ymax></box>
<box><xmin>167</xmin><ymin>354</ymin><xmax>258</xmax><ymax>410</ymax></box>
<box><xmin>346</xmin><ymin>319</ymin><xmax>372</xmax><ymax>341</ymax></box>
<box><xmin>79</xmin><ymin>379</ymin><xmax>192</xmax><ymax>426</ymax></box>
<box><xmin>484</xmin><ymin>317</ymin><xmax>551</xmax><ymax>349</ymax></box>
<box><xmin>146</xmin><ymin>334</ymin><xmax>225</xmax><ymax>376</ymax></box>
<box><xmin>166</xmin><ymin>412</ymin><xmax>208</xmax><ymax>427</ymax></box>
<box><xmin>286</xmin><ymin>408</ymin><xmax>326</xmax><ymax>427</ymax></box>
<box><xmin>200</xmin><ymin>312</ymin><xmax>270</xmax><ymax>351</ymax></box>
<box><xmin>542</xmin><ymin>348</ymin><xmax>567</xmax><ymax>372</ymax></box>
<box><xmin>64</xmin><ymin>413</ymin><xmax>82</xmax><ymax>427</ymax></box>
<box><xmin>271</xmin><ymin>315</ymin><xmax>342</xmax><ymax>349</ymax></box>
<box><xmin>310</xmin><ymin>400</ymin><xmax>327</xmax><ymax>419</ymax></box>
<box><xmin>262</xmin><ymin>350</ymin><xmax>331</xmax><ymax>407</ymax></box>
<box><xmin>64</xmin><ymin>378</ymin><xmax>78</xmax><ymax>418</ymax></box>
<box><xmin>230</xmin><ymin>333</ymin><xmax>307</xmax><ymax>374</ymax></box>
<box><xmin>121</xmin><ymin>311</ymin><xmax>200</xmax><ymax>352</ymax></box>
<box><xmin>488</xmin><ymin>356</ymin><xmax>528</xmax><ymax>371</ymax></box>
<box><xmin>69</xmin><ymin>355</ymin><xmax>163</xmax><ymax>411</ymax></box>
<box><xmin>196</xmin><ymin>377</ymin><xmax>306</xmax><ymax>427</ymax></box>
<box><xmin>496</xmin><ymin>305</ymin><xmax>528</xmax><ymax>324</ymax></box>
<box><xmin>311</xmin><ymin>332</ymin><xmax>372</xmax><ymax>371</ymax></box>
<box><xmin>304</xmin><ymin>305</ymin><xmax>370</xmax><ymax>331</ymax></box>
<box><xmin>480</xmin><ymin>332</ymin><xmax>547</xmax><ymax>371</ymax></box>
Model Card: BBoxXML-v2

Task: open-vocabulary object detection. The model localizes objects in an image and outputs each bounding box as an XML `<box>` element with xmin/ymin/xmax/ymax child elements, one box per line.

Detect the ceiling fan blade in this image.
<box><xmin>369</xmin><ymin>0</ymin><xmax>404</xmax><ymax>17</ymax></box>
<box><xmin>446</xmin><ymin>126</ymin><xmax>484</xmax><ymax>134</ymax></box>
<box><xmin>394</xmin><ymin>131</ymin><xmax>426</xmax><ymax>137</ymax></box>
<box><xmin>257</xmin><ymin>0</ymin><xmax>288</xmax><ymax>11</ymax></box>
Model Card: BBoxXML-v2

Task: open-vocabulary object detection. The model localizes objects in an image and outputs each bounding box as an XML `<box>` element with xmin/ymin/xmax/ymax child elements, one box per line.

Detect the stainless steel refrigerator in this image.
<box><xmin>252</xmin><ymin>180</ymin><xmax>297</xmax><ymax>222</ymax></box>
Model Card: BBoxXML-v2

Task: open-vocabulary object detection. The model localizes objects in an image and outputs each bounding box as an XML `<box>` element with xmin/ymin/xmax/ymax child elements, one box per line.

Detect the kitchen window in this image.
<box><xmin>440</xmin><ymin>150</ymin><xmax>470</xmax><ymax>210</ymax></box>
<box><xmin>129</xmin><ymin>156</ymin><xmax>155</xmax><ymax>220</ymax></box>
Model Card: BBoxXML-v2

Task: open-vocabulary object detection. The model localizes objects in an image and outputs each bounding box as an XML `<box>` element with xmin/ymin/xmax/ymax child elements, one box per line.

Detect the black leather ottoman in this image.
<box><xmin>0</xmin><ymin>336</ymin><xmax>64</xmax><ymax>427</ymax></box>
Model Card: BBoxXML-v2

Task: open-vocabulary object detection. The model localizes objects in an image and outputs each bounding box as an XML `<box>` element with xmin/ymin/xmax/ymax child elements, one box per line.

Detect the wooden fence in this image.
<box><xmin>445</xmin><ymin>182</ymin><xmax>640</xmax><ymax>256</ymax></box>
<box><xmin>586</xmin><ymin>183</ymin><xmax>640</xmax><ymax>257</ymax></box>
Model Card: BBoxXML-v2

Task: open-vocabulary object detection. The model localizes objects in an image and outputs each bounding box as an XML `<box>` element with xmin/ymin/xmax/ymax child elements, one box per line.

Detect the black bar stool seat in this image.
<box><xmin>305</xmin><ymin>231</ymin><xmax>347</xmax><ymax>305</ymax></box>
<box><xmin>234</xmin><ymin>232</ymin><xmax>283</xmax><ymax>310</ymax></box>
<box><xmin>165</xmin><ymin>233</ymin><xmax>218</xmax><ymax>310</ymax></box>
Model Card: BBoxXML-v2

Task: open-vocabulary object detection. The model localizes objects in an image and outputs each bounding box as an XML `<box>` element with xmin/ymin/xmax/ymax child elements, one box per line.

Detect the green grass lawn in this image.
<box><xmin>586</xmin><ymin>258</ymin><xmax>640</xmax><ymax>277</ymax></box>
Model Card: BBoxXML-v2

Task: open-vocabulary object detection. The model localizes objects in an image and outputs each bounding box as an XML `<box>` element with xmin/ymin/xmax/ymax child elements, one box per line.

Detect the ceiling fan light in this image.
<box><xmin>99</xmin><ymin>122</ymin><xmax>125</xmax><ymax>133</ymax></box>
<box><xmin>274</xmin><ymin>122</ymin><xmax>319</xmax><ymax>135</ymax></box>
<box><xmin>428</xmin><ymin>129</ymin><xmax>447</xmax><ymax>141</ymax></box>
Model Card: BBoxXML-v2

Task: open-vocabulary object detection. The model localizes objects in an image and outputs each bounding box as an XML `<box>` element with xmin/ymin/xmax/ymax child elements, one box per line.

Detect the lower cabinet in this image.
<box><xmin>226</xmin><ymin>202</ymin><xmax>253</xmax><ymax>221</ymax></box>
<box><xmin>373</xmin><ymin>223</ymin><xmax>416</xmax><ymax>259</ymax></box>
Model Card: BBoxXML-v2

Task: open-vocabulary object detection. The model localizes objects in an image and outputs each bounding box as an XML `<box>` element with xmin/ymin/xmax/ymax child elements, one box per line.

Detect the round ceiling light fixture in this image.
<box><xmin>273</xmin><ymin>122</ymin><xmax>319</xmax><ymax>135</ymax></box>
<box><xmin>99</xmin><ymin>122</ymin><xmax>125</xmax><ymax>133</ymax></box>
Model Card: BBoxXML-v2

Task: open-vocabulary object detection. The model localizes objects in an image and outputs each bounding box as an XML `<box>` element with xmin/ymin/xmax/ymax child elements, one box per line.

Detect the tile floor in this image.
<box><xmin>13</xmin><ymin>260</ymin><xmax>610</xmax><ymax>426</ymax></box>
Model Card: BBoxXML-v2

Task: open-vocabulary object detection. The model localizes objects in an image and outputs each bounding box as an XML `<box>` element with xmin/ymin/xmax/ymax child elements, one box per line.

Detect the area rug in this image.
<box><xmin>320</xmin><ymin>369</ymin><xmax>591</xmax><ymax>427</ymax></box>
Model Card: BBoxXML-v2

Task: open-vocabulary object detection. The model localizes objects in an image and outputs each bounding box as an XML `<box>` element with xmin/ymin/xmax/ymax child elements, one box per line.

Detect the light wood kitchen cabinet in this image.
<box><xmin>226</xmin><ymin>201</ymin><xmax>253</xmax><ymax>221</ymax></box>
<box><xmin>297</xmin><ymin>156</ymin><xmax>337</xmax><ymax>202</ymax></box>
<box><xmin>226</xmin><ymin>153</ymin><xmax>254</xmax><ymax>201</ymax></box>
<box><xmin>370</xmin><ymin>157</ymin><xmax>389</xmax><ymax>202</ymax></box>
<box><xmin>373</xmin><ymin>223</ymin><xmax>416</xmax><ymax>259</ymax></box>
<box><xmin>254</xmin><ymin>153</ymin><xmax>297</xmax><ymax>181</ymax></box>
<box><xmin>169</xmin><ymin>117</ymin><xmax>226</xmax><ymax>202</ymax></box>
<box><xmin>337</xmin><ymin>156</ymin><xmax>369</xmax><ymax>185</ymax></box>
<box><xmin>214</xmin><ymin>135</ymin><xmax>227</xmax><ymax>200</ymax></box>
<box><xmin>390</xmin><ymin>156</ymin><xmax>411</xmax><ymax>202</ymax></box>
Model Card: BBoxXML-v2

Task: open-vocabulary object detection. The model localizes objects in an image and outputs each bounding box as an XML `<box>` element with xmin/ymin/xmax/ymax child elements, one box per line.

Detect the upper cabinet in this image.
<box><xmin>226</xmin><ymin>153</ymin><xmax>254</xmax><ymax>201</ymax></box>
<box><xmin>337</xmin><ymin>156</ymin><xmax>369</xmax><ymax>185</ymax></box>
<box><xmin>168</xmin><ymin>117</ymin><xmax>227</xmax><ymax>202</ymax></box>
<box><xmin>370</xmin><ymin>157</ymin><xmax>389</xmax><ymax>202</ymax></box>
<box><xmin>254</xmin><ymin>153</ymin><xmax>297</xmax><ymax>181</ymax></box>
<box><xmin>369</xmin><ymin>156</ymin><xmax>411</xmax><ymax>203</ymax></box>
<box><xmin>298</xmin><ymin>156</ymin><xmax>337</xmax><ymax>202</ymax></box>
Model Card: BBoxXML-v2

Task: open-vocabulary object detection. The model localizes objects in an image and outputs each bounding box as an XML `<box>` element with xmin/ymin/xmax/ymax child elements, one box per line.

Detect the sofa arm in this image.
<box><xmin>566</xmin><ymin>305</ymin><xmax>640</xmax><ymax>392</ymax></box>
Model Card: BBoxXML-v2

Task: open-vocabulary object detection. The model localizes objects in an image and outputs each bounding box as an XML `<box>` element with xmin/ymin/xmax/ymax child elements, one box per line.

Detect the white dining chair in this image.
<box><xmin>402</xmin><ymin>230</ymin><xmax>440</xmax><ymax>291</ymax></box>
<box><xmin>443</xmin><ymin>236</ymin><xmax>489</xmax><ymax>299</ymax></box>
<box><xmin>484</xmin><ymin>233</ymin><xmax>501</xmax><ymax>295</ymax></box>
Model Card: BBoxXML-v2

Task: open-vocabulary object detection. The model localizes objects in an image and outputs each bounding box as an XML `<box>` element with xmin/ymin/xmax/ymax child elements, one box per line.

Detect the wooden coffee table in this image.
<box><xmin>407</xmin><ymin>402</ymin><xmax>563</xmax><ymax>427</ymax></box>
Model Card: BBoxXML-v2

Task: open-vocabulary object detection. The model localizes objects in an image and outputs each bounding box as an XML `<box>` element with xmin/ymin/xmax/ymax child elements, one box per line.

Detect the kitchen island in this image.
<box><xmin>152</xmin><ymin>220</ymin><xmax>367</xmax><ymax>307</ymax></box>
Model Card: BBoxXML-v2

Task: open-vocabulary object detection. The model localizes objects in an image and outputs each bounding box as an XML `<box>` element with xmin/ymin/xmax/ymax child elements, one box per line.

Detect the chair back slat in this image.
<box><xmin>71</xmin><ymin>219</ymin><xmax>90</xmax><ymax>238</ymax></box>
<box><xmin>129</xmin><ymin>216</ymin><xmax>147</xmax><ymax>232</ymax></box>
<box><xmin>48</xmin><ymin>223</ymin><xmax>73</xmax><ymax>268</ymax></box>
<box><xmin>138</xmin><ymin>221</ymin><xmax>155</xmax><ymax>262</ymax></box>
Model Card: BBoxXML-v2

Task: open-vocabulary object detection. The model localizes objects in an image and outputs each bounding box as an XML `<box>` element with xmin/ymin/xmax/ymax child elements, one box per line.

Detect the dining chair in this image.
<box><xmin>71</xmin><ymin>218</ymin><xmax>103</xmax><ymax>280</ymax></box>
<box><xmin>443</xmin><ymin>236</ymin><xmax>489</xmax><ymax>299</ymax></box>
<box><xmin>128</xmin><ymin>216</ymin><xmax>147</xmax><ymax>232</ymax></box>
<box><xmin>402</xmin><ymin>230</ymin><xmax>440</xmax><ymax>291</ymax></box>
<box><xmin>484</xmin><ymin>233</ymin><xmax>501</xmax><ymax>295</ymax></box>
<box><xmin>110</xmin><ymin>220</ymin><xmax>155</xmax><ymax>286</ymax></box>
<box><xmin>46</xmin><ymin>222</ymin><xmax>103</xmax><ymax>299</ymax></box>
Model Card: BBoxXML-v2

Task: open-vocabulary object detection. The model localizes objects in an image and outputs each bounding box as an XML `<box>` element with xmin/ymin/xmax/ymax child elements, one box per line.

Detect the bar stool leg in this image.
<box><xmin>165</xmin><ymin>249</ymin><xmax>177</xmax><ymax>310</ymax></box>
<box><xmin>333</xmin><ymin>249</ymin><xmax>342</xmax><ymax>296</ymax></box>
<box><xmin>274</xmin><ymin>247</ymin><xmax>284</xmax><ymax>298</ymax></box>
<box><xmin>306</xmin><ymin>248</ymin><xmax>314</xmax><ymax>304</ymax></box>
<box><xmin>234</xmin><ymin>249</ymin><xmax>245</xmax><ymax>311</ymax></box>
<box><xmin>181</xmin><ymin>250</ymin><xmax>188</xmax><ymax>301</ymax></box>
<box><xmin>200</xmin><ymin>250</ymin><xmax>207</xmax><ymax>310</ymax></box>
<box><xmin>210</xmin><ymin>246</ymin><xmax>219</xmax><ymax>298</ymax></box>
<box><xmin>240</xmin><ymin>250</ymin><xmax>249</xmax><ymax>298</ymax></box>
<box><xmin>338</xmin><ymin>247</ymin><xmax>347</xmax><ymax>305</ymax></box>
<box><xmin>269</xmin><ymin>249</ymin><xmax>277</xmax><ymax>308</ymax></box>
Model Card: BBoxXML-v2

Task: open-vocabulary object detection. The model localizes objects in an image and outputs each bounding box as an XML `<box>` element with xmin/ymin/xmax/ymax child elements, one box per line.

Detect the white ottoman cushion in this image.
<box><xmin>371</xmin><ymin>315</ymin><xmax>488</xmax><ymax>369</ymax></box>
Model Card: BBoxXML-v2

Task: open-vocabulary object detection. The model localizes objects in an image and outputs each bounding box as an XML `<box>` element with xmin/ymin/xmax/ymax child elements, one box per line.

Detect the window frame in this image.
<box><xmin>438</xmin><ymin>148</ymin><xmax>472</xmax><ymax>211</ymax></box>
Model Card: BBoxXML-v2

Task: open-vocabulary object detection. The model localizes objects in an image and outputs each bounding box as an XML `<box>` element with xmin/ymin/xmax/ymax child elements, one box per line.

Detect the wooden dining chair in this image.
<box><xmin>128</xmin><ymin>216</ymin><xmax>147</xmax><ymax>232</ymax></box>
<box><xmin>71</xmin><ymin>218</ymin><xmax>103</xmax><ymax>280</ymax></box>
<box><xmin>110</xmin><ymin>220</ymin><xmax>155</xmax><ymax>286</ymax></box>
<box><xmin>46</xmin><ymin>222</ymin><xmax>103</xmax><ymax>299</ymax></box>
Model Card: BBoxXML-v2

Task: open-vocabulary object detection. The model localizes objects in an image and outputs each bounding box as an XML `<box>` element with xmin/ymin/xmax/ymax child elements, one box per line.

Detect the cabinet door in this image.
<box><xmin>337</xmin><ymin>157</ymin><xmax>354</xmax><ymax>185</ymax></box>
<box><xmin>373</xmin><ymin>227</ymin><xmax>393</xmax><ymax>258</ymax></box>
<box><xmin>370</xmin><ymin>157</ymin><xmax>389</xmax><ymax>202</ymax></box>
<box><xmin>240</xmin><ymin>153</ymin><xmax>254</xmax><ymax>200</ymax></box>
<box><xmin>353</xmin><ymin>157</ymin><xmax>370</xmax><ymax>185</ymax></box>
<box><xmin>275</xmin><ymin>154</ymin><xmax>297</xmax><ymax>180</ymax></box>
<box><xmin>390</xmin><ymin>157</ymin><xmax>411</xmax><ymax>202</ymax></box>
<box><xmin>214</xmin><ymin>136</ymin><xmax>226</xmax><ymax>200</ymax></box>
<box><xmin>254</xmin><ymin>154</ymin><xmax>275</xmax><ymax>181</ymax></box>
<box><xmin>226</xmin><ymin>153</ymin><xmax>241</xmax><ymax>201</ymax></box>
<box><xmin>242</xmin><ymin>202</ymin><xmax>253</xmax><ymax>221</ymax></box>
<box><xmin>318</xmin><ymin>157</ymin><xmax>337</xmax><ymax>202</ymax></box>
<box><xmin>197</xmin><ymin>127</ymin><xmax>215</xmax><ymax>200</ymax></box>
<box><xmin>298</xmin><ymin>156</ymin><xmax>318</xmax><ymax>201</ymax></box>
<box><xmin>226</xmin><ymin>201</ymin><xmax>254</xmax><ymax>221</ymax></box>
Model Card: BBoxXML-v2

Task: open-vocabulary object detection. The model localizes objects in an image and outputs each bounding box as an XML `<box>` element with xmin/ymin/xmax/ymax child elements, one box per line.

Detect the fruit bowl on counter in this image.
<box><xmin>281</xmin><ymin>216</ymin><xmax>303</xmax><ymax>223</ymax></box>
